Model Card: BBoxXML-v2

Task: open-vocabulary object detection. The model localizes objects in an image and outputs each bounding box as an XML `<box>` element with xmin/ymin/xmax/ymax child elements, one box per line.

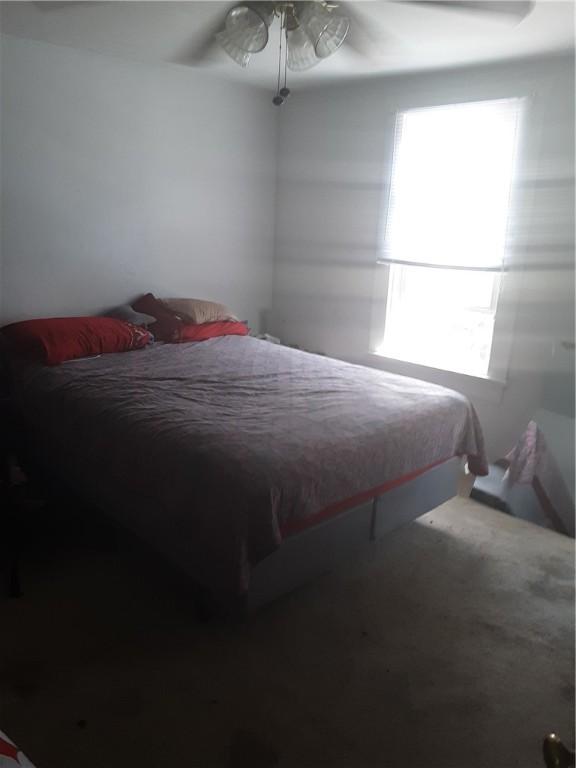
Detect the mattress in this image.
<box><xmin>11</xmin><ymin>336</ymin><xmax>487</xmax><ymax>600</ymax></box>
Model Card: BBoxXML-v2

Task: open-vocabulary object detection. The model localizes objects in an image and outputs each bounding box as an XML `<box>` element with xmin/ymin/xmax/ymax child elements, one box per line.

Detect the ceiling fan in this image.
<box><xmin>182</xmin><ymin>0</ymin><xmax>534</xmax><ymax>105</ymax></box>
<box><xmin>34</xmin><ymin>1</ymin><xmax>535</xmax><ymax>105</ymax></box>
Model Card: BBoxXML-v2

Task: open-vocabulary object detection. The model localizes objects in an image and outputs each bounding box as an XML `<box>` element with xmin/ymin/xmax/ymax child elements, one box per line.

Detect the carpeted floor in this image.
<box><xmin>0</xmin><ymin>496</ymin><xmax>574</xmax><ymax>768</ymax></box>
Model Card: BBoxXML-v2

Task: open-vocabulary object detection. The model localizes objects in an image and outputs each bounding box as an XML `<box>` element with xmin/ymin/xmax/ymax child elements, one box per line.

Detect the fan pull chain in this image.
<box><xmin>272</xmin><ymin>8</ymin><xmax>290</xmax><ymax>106</ymax></box>
<box><xmin>273</xmin><ymin>8</ymin><xmax>284</xmax><ymax>105</ymax></box>
<box><xmin>280</xmin><ymin>15</ymin><xmax>290</xmax><ymax>101</ymax></box>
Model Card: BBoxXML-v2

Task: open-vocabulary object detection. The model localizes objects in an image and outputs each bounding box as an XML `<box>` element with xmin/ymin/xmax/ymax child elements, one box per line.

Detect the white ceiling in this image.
<box><xmin>1</xmin><ymin>1</ymin><xmax>574</xmax><ymax>89</ymax></box>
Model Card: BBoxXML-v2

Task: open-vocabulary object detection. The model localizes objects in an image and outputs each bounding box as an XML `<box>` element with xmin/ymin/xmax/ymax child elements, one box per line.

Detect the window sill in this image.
<box><xmin>366</xmin><ymin>353</ymin><xmax>507</xmax><ymax>404</ymax></box>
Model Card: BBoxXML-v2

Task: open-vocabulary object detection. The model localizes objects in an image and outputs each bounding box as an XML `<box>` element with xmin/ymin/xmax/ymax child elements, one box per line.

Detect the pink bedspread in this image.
<box><xmin>13</xmin><ymin>337</ymin><xmax>487</xmax><ymax>600</ymax></box>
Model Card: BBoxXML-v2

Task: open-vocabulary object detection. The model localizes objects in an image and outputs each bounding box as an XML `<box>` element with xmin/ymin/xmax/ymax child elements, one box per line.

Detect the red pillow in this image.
<box><xmin>178</xmin><ymin>321</ymin><xmax>249</xmax><ymax>343</ymax></box>
<box><xmin>1</xmin><ymin>317</ymin><xmax>151</xmax><ymax>365</ymax></box>
<box><xmin>131</xmin><ymin>293</ymin><xmax>183</xmax><ymax>342</ymax></box>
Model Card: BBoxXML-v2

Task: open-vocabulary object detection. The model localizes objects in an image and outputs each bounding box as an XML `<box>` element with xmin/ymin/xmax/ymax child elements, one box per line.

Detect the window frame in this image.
<box><xmin>370</xmin><ymin>96</ymin><xmax>527</xmax><ymax>393</ymax></box>
<box><xmin>380</xmin><ymin>262</ymin><xmax>504</xmax><ymax>378</ymax></box>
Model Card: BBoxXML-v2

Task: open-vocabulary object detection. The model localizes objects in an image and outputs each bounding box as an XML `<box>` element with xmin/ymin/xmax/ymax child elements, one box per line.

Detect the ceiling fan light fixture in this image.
<box><xmin>215</xmin><ymin>1</ymin><xmax>351</xmax><ymax>101</ymax></box>
<box><xmin>298</xmin><ymin>3</ymin><xmax>350</xmax><ymax>59</ymax></box>
<box><xmin>224</xmin><ymin>3</ymin><xmax>274</xmax><ymax>53</ymax></box>
<box><xmin>286</xmin><ymin>25</ymin><xmax>320</xmax><ymax>71</ymax></box>
<box><xmin>215</xmin><ymin>29</ymin><xmax>251</xmax><ymax>67</ymax></box>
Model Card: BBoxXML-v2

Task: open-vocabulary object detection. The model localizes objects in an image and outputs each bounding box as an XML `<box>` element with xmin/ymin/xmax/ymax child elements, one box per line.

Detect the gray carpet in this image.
<box><xmin>1</xmin><ymin>497</ymin><xmax>574</xmax><ymax>768</ymax></box>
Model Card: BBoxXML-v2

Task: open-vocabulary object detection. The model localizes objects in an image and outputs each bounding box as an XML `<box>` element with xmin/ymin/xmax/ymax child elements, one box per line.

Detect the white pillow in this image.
<box><xmin>161</xmin><ymin>298</ymin><xmax>238</xmax><ymax>325</ymax></box>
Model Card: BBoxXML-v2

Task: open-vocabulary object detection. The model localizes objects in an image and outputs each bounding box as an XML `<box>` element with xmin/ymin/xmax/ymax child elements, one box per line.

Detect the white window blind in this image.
<box><xmin>381</xmin><ymin>98</ymin><xmax>521</xmax><ymax>271</ymax></box>
<box><xmin>376</xmin><ymin>98</ymin><xmax>522</xmax><ymax>378</ymax></box>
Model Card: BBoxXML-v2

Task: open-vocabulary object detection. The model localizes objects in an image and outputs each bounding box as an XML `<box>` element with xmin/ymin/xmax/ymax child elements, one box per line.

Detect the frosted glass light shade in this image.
<box><xmin>299</xmin><ymin>3</ymin><xmax>349</xmax><ymax>59</ymax></box>
<box><xmin>287</xmin><ymin>26</ymin><xmax>320</xmax><ymax>71</ymax></box>
<box><xmin>216</xmin><ymin>30</ymin><xmax>251</xmax><ymax>67</ymax></box>
<box><xmin>224</xmin><ymin>4</ymin><xmax>273</xmax><ymax>53</ymax></box>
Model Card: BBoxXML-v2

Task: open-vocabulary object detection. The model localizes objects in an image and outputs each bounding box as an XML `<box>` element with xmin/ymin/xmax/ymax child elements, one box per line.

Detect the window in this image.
<box><xmin>375</xmin><ymin>98</ymin><xmax>521</xmax><ymax>379</ymax></box>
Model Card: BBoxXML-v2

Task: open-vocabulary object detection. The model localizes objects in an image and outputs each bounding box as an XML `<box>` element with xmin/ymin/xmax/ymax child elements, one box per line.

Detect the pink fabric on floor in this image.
<box><xmin>504</xmin><ymin>420</ymin><xmax>574</xmax><ymax>536</ymax></box>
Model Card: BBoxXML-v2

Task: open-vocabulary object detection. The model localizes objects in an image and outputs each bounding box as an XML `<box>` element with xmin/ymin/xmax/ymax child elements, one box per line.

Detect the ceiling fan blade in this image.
<box><xmin>339</xmin><ymin>2</ymin><xmax>395</xmax><ymax>63</ymax></box>
<box><xmin>33</xmin><ymin>2</ymin><xmax>104</xmax><ymax>9</ymax></box>
<box><xmin>170</xmin><ymin>32</ymin><xmax>221</xmax><ymax>67</ymax></box>
<box><xmin>394</xmin><ymin>1</ymin><xmax>535</xmax><ymax>23</ymax></box>
<box><xmin>169</xmin><ymin>5</ymin><xmax>233</xmax><ymax>67</ymax></box>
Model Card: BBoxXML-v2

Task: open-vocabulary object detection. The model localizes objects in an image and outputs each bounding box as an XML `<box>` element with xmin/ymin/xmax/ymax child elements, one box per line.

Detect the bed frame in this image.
<box><xmin>245</xmin><ymin>456</ymin><xmax>462</xmax><ymax>613</ymax></box>
<box><xmin>15</xmin><ymin>404</ymin><xmax>463</xmax><ymax>616</ymax></box>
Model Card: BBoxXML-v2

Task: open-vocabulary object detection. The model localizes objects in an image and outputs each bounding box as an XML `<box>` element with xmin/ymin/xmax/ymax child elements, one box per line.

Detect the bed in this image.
<box><xmin>9</xmin><ymin>335</ymin><xmax>488</xmax><ymax>614</ymax></box>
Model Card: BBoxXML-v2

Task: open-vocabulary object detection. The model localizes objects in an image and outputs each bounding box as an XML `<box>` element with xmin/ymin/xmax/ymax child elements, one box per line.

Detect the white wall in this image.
<box><xmin>0</xmin><ymin>35</ymin><xmax>277</xmax><ymax>330</ymax></box>
<box><xmin>270</xmin><ymin>54</ymin><xmax>575</xmax><ymax>460</ymax></box>
<box><xmin>1</xmin><ymin>35</ymin><xmax>574</xmax><ymax>466</ymax></box>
